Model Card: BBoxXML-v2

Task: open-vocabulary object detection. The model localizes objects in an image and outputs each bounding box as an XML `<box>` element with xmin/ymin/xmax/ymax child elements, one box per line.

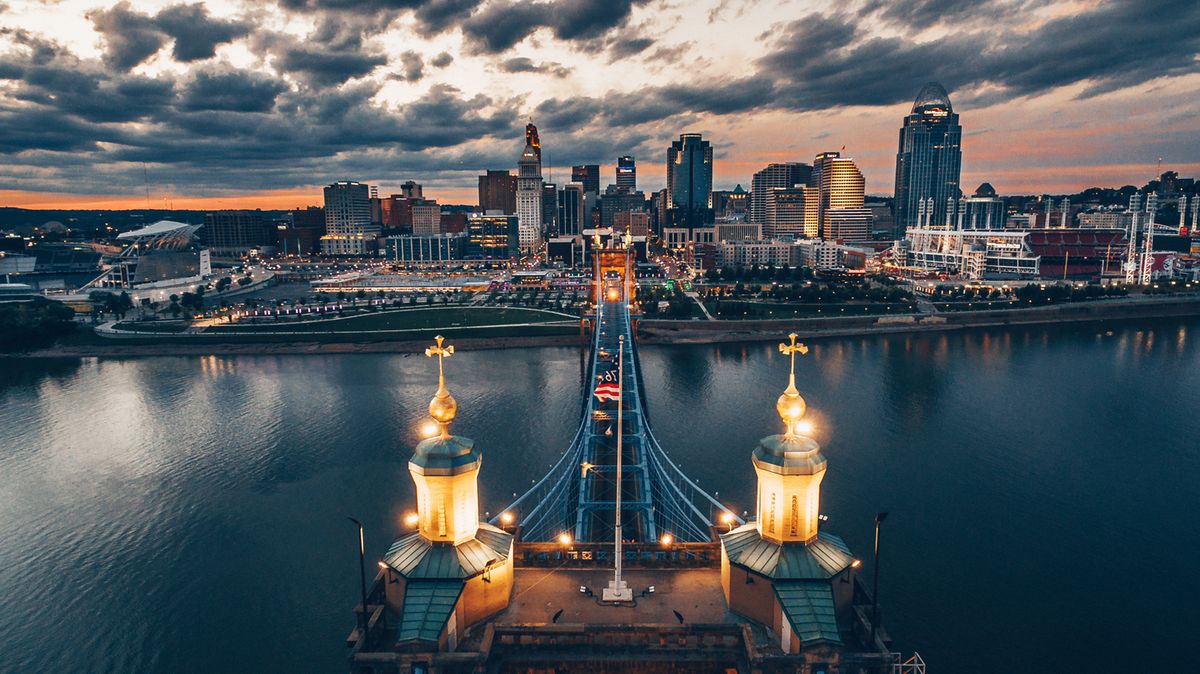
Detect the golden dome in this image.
<box><xmin>776</xmin><ymin>387</ymin><xmax>806</xmax><ymax>431</ymax></box>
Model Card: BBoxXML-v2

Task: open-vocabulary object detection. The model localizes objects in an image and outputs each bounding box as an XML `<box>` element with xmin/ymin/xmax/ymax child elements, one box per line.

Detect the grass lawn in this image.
<box><xmin>204</xmin><ymin>306</ymin><xmax>575</xmax><ymax>333</ymax></box>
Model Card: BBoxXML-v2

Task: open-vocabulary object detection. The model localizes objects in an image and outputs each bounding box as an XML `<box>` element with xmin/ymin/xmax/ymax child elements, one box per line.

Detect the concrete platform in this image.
<box><xmin>496</xmin><ymin>567</ymin><xmax>732</xmax><ymax>626</ymax></box>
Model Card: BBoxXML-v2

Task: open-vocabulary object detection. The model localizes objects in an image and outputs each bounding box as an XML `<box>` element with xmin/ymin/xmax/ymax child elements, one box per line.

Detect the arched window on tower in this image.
<box><xmin>768</xmin><ymin>492</ymin><xmax>777</xmax><ymax>534</ymax></box>
<box><xmin>790</xmin><ymin>496</ymin><xmax>799</xmax><ymax>537</ymax></box>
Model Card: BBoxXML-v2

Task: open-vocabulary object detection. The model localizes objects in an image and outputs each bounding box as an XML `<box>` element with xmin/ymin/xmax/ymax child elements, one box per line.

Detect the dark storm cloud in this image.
<box><xmin>607</xmin><ymin>37</ymin><xmax>655</xmax><ymax>61</ymax></box>
<box><xmin>430</xmin><ymin>51</ymin><xmax>454</xmax><ymax>67</ymax></box>
<box><xmin>275</xmin><ymin>0</ymin><xmax>482</xmax><ymax>33</ymax></box>
<box><xmin>762</xmin><ymin>1</ymin><xmax>1200</xmax><ymax>112</ymax></box>
<box><xmin>396</xmin><ymin>51</ymin><xmax>425</xmax><ymax>82</ymax></box>
<box><xmin>263</xmin><ymin>16</ymin><xmax>391</xmax><ymax>86</ymax></box>
<box><xmin>180</xmin><ymin>69</ymin><xmax>287</xmax><ymax>113</ymax></box>
<box><xmin>499</xmin><ymin>57</ymin><xmax>571</xmax><ymax>78</ymax></box>
<box><xmin>859</xmin><ymin>0</ymin><xmax>1037</xmax><ymax>27</ymax></box>
<box><xmin>153</xmin><ymin>4</ymin><xmax>254</xmax><ymax>63</ymax></box>
<box><xmin>461</xmin><ymin>0</ymin><xmax>650</xmax><ymax>53</ymax></box>
<box><xmin>87</xmin><ymin>2</ymin><xmax>165</xmax><ymax>71</ymax></box>
<box><xmin>0</xmin><ymin>32</ymin><xmax>176</xmax><ymax>123</ymax></box>
<box><xmin>87</xmin><ymin>2</ymin><xmax>251</xmax><ymax>70</ymax></box>
<box><xmin>276</xmin><ymin>45</ymin><xmax>388</xmax><ymax>87</ymax></box>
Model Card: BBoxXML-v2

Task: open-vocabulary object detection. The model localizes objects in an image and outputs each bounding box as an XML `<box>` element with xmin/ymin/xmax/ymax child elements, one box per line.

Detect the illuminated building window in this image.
<box><xmin>438</xmin><ymin>496</ymin><xmax>447</xmax><ymax>537</ymax></box>
<box><xmin>790</xmin><ymin>496</ymin><xmax>799</xmax><ymax>537</ymax></box>
<box><xmin>768</xmin><ymin>492</ymin><xmax>777</xmax><ymax>534</ymax></box>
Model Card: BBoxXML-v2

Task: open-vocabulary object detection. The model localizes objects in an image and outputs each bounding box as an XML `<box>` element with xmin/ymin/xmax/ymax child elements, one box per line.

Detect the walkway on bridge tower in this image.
<box><xmin>497</xmin><ymin>252</ymin><xmax>740</xmax><ymax>544</ymax></box>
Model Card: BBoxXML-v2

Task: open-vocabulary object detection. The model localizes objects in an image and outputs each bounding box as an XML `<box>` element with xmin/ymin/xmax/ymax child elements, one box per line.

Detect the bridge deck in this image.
<box><xmin>497</xmin><ymin>283</ymin><xmax>740</xmax><ymax>543</ymax></box>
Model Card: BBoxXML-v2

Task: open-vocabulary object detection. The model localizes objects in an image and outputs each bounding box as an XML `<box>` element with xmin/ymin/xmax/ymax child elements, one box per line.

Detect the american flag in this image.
<box><xmin>593</xmin><ymin>363</ymin><xmax>621</xmax><ymax>402</ymax></box>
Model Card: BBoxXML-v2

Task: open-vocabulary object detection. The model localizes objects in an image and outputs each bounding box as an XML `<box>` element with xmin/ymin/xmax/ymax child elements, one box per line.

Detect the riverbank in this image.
<box><xmin>11</xmin><ymin>295</ymin><xmax>1200</xmax><ymax>357</ymax></box>
<box><xmin>638</xmin><ymin>295</ymin><xmax>1200</xmax><ymax>343</ymax></box>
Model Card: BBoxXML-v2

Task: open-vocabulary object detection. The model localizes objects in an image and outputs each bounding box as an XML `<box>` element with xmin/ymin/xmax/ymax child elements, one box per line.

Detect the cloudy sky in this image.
<box><xmin>1</xmin><ymin>0</ymin><xmax>1198</xmax><ymax>209</ymax></box>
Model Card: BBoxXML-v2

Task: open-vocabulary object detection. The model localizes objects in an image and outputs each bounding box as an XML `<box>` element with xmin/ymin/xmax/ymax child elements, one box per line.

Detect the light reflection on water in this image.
<box><xmin>1</xmin><ymin>318</ymin><xmax>1198</xmax><ymax>673</ymax></box>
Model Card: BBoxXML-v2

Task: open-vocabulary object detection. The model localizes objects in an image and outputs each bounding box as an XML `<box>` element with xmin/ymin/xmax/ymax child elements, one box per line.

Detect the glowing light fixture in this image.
<box><xmin>404</xmin><ymin>512</ymin><xmax>419</xmax><ymax>527</ymax></box>
<box><xmin>500</xmin><ymin>512</ymin><xmax>514</xmax><ymax>525</ymax></box>
<box><xmin>557</xmin><ymin>532</ymin><xmax>572</xmax><ymax>546</ymax></box>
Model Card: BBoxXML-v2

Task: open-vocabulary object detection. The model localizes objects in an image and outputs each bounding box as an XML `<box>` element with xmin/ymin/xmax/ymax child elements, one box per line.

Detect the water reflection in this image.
<box><xmin>1</xmin><ymin>320</ymin><xmax>1199</xmax><ymax>673</ymax></box>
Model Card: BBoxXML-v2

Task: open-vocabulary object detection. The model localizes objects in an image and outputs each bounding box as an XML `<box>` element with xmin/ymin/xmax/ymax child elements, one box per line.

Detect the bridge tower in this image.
<box><xmin>592</xmin><ymin>234</ymin><xmax>636</xmax><ymax>305</ymax></box>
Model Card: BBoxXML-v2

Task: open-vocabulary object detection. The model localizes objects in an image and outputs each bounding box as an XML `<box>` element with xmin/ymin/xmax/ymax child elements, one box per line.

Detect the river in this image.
<box><xmin>2</xmin><ymin>318</ymin><xmax>1198</xmax><ymax>672</ymax></box>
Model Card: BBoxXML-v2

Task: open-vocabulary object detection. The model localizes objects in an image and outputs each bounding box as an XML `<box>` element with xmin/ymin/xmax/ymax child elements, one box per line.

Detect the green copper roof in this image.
<box><xmin>382</xmin><ymin>523</ymin><xmax>513</xmax><ymax>580</ymax></box>
<box><xmin>752</xmin><ymin>434</ymin><xmax>826</xmax><ymax>476</ymax></box>
<box><xmin>721</xmin><ymin>523</ymin><xmax>853</xmax><ymax>580</ymax></box>
<box><xmin>409</xmin><ymin>434</ymin><xmax>481</xmax><ymax>476</ymax></box>
<box><xmin>396</xmin><ymin>580</ymin><xmax>462</xmax><ymax>644</ymax></box>
<box><xmin>775</xmin><ymin>582</ymin><xmax>842</xmax><ymax>646</ymax></box>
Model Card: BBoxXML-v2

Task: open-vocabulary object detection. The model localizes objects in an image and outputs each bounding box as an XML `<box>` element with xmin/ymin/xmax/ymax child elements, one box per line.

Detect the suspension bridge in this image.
<box><xmin>493</xmin><ymin>246</ymin><xmax>741</xmax><ymax>544</ymax></box>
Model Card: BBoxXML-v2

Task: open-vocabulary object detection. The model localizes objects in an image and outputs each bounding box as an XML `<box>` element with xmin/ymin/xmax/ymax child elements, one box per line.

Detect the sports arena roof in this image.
<box><xmin>117</xmin><ymin>220</ymin><xmax>198</xmax><ymax>241</ymax></box>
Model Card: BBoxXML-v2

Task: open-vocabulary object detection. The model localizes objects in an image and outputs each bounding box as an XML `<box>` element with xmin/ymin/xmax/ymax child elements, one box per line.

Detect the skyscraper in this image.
<box><xmin>542</xmin><ymin>183</ymin><xmax>558</xmax><ymax>233</ymax></box>
<box><xmin>666</xmin><ymin>133</ymin><xmax>713</xmax><ymax>229</ymax></box>
<box><xmin>571</xmin><ymin>164</ymin><xmax>600</xmax><ymax>194</ymax></box>
<box><xmin>320</xmin><ymin>180</ymin><xmax>376</xmax><ymax>255</ymax></box>
<box><xmin>764</xmin><ymin>186</ymin><xmax>819</xmax><ymax>239</ymax></box>
<box><xmin>893</xmin><ymin>82</ymin><xmax>962</xmax><ymax>235</ymax></box>
<box><xmin>478</xmin><ymin>170</ymin><xmax>517</xmax><ymax>213</ymax></box>
<box><xmin>516</xmin><ymin>124</ymin><xmax>544</xmax><ymax>252</ymax></box>
<box><xmin>750</xmin><ymin>163</ymin><xmax>812</xmax><ymax>225</ymax></box>
<box><xmin>616</xmin><ymin>156</ymin><xmax>636</xmax><ymax>191</ymax></box>
<box><xmin>558</xmin><ymin>184</ymin><xmax>584</xmax><ymax>235</ymax></box>
<box><xmin>812</xmin><ymin>152</ymin><xmax>869</xmax><ymax>241</ymax></box>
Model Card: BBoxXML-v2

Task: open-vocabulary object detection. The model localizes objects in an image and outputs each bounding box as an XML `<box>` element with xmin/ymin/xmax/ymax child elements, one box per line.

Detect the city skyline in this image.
<box><xmin>1</xmin><ymin>0</ymin><xmax>1199</xmax><ymax>210</ymax></box>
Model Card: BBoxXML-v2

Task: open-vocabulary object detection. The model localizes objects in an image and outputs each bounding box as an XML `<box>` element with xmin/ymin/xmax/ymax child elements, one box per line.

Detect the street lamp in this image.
<box><xmin>871</xmin><ymin>511</ymin><xmax>888</xmax><ymax>648</ymax></box>
<box><xmin>347</xmin><ymin>517</ymin><xmax>369</xmax><ymax>641</ymax></box>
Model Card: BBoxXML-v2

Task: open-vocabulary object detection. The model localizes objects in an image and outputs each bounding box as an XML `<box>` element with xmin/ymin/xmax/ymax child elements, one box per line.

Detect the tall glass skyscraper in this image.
<box><xmin>616</xmin><ymin>155</ymin><xmax>636</xmax><ymax>191</ymax></box>
<box><xmin>893</xmin><ymin>82</ymin><xmax>962</xmax><ymax>233</ymax></box>
<box><xmin>666</xmin><ymin>133</ymin><xmax>713</xmax><ymax>228</ymax></box>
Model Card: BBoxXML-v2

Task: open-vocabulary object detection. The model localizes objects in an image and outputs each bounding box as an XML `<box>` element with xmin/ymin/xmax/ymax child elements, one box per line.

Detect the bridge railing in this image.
<box><xmin>495</xmin><ymin>292</ymin><xmax>743</xmax><ymax>542</ymax></box>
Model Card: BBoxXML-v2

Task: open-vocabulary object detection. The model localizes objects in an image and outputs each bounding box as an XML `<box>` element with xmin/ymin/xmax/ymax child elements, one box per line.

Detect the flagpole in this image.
<box><xmin>614</xmin><ymin>332</ymin><xmax>624</xmax><ymax>594</ymax></box>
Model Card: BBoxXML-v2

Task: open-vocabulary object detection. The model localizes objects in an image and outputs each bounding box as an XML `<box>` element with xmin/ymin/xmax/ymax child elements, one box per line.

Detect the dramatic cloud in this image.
<box><xmin>87</xmin><ymin>2</ymin><xmax>251</xmax><ymax>70</ymax></box>
<box><xmin>499</xmin><ymin>57</ymin><xmax>570</xmax><ymax>78</ymax></box>
<box><xmin>461</xmin><ymin>0</ymin><xmax>651</xmax><ymax>53</ymax></box>
<box><xmin>1</xmin><ymin>0</ymin><xmax>1198</xmax><ymax>203</ymax></box>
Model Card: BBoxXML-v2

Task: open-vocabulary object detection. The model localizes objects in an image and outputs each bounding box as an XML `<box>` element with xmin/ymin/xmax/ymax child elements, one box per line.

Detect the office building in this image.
<box><xmin>203</xmin><ymin>210</ymin><xmax>272</xmax><ymax>257</ymax></box>
<box><xmin>812</xmin><ymin>152</ymin><xmax>868</xmax><ymax>241</ymax></box>
<box><xmin>954</xmin><ymin>183</ymin><xmax>1006</xmax><ymax>230</ymax></box>
<box><xmin>824</xmin><ymin>208</ymin><xmax>872</xmax><ymax>242</ymax></box>
<box><xmin>398</xmin><ymin>180</ymin><xmax>423</xmax><ymax>199</ymax></box>
<box><xmin>542</xmin><ymin>183</ymin><xmax>558</xmax><ymax>233</ymax></box>
<box><xmin>478</xmin><ymin>170</ymin><xmax>517</xmax><ymax>214</ymax></box>
<box><xmin>666</xmin><ymin>133</ymin><xmax>713</xmax><ymax>228</ymax></box>
<box><xmin>516</xmin><ymin>124</ymin><xmax>544</xmax><ymax>252</ymax></box>
<box><xmin>411</xmin><ymin>201</ymin><xmax>441</xmax><ymax>236</ymax></box>
<box><xmin>466</xmin><ymin>211</ymin><xmax>520</xmax><ymax>260</ymax></box>
<box><xmin>764</xmin><ymin>186</ymin><xmax>819</xmax><ymax>239</ymax></box>
<box><xmin>751</xmin><ymin>163</ymin><xmax>811</xmax><ymax>224</ymax></box>
<box><xmin>715</xmin><ymin>222</ymin><xmax>761</xmax><ymax>241</ymax></box>
<box><xmin>713</xmin><ymin>186</ymin><xmax>749</xmax><ymax>221</ymax></box>
<box><xmin>558</xmin><ymin>184</ymin><xmax>584</xmax><ymax>236</ymax></box>
<box><xmin>571</xmin><ymin>164</ymin><xmax>600</xmax><ymax>194</ymax></box>
<box><xmin>893</xmin><ymin>82</ymin><xmax>962</xmax><ymax>234</ymax></box>
<box><xmin>599</xmin><ymin>186</ymin><xmax>645</xmax><ymax>229</ymax></box>
<box><xmin>385</xmin><ymin>233</ymin><xmax>465</xmax><ymax>264</ymax></box>
<box><xmin>613</xmin><ymin>211</ymin><xmax>649</xmax><ymax>237</ymax></box>
<box><xmin>616</xmin><ymin>156</ymin><xmax>636</xmax><ymax>191</ymax></box>
<box><xmin>320</xmin><ymin>180</ymin><xmax>377</xmax><ymax>256</ymax></box>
